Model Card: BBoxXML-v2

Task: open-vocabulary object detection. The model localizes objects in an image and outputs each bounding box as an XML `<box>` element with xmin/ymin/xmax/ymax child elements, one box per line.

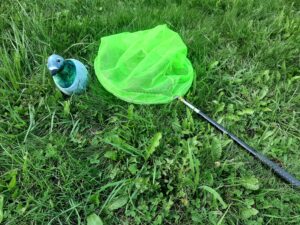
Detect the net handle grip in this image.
<box><xmin>178</xmin><ymin>97</ymin><xmax>300</xmax><ymax>188</ymax></box>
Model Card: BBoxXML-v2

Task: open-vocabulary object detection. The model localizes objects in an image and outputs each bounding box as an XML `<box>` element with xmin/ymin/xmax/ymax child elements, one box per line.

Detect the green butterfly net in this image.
<box><xmin>94</xmin><ymin>24</ymin><xmax>194</xmax><ymax>104</ymax></box>
<box><xmin>94</xmin><ymin>24</ymin><xmax>300</xmax><ymax>188</ymax></box>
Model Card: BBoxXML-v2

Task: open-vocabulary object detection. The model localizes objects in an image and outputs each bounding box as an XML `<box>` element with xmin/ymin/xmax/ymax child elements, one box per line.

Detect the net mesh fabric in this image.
<box><xmin>94</xmin><ymin>24</ymin><xmax>194</xmax><ymax>104</ymax></box>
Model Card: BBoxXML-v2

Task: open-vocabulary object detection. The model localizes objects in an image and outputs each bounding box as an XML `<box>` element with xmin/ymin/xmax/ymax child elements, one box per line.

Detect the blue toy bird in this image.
<box><xmin>47</xmin><ymin>54</ymin><xmax>88</xmax><ymax>95</ymax></box>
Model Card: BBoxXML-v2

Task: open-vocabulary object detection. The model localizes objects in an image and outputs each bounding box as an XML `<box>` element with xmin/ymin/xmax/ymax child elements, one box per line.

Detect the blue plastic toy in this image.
<box><xmin>47</xmin><ymin>54</ymin><xmax>88</xmax><ymax>95</ymax></box>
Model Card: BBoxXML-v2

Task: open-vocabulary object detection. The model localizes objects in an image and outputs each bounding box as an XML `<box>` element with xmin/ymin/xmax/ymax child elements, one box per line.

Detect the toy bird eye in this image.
<box><xmin>57</xmin><ymin>59</ymin><xmax>61</xmax><ymax>62</ymax></box>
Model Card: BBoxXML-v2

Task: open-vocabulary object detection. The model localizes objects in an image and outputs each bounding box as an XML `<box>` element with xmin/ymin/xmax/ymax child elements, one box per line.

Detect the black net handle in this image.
<box><xmin>179</xmin><ymin>97</ymin><xmax>300</xmax><ymax>188</ymax></box>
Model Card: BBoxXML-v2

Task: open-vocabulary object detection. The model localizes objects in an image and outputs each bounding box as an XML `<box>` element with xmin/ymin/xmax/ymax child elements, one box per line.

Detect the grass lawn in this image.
<box><xmin>1</xmin><ymin>0</ymin><xmax>300</xmax><ymax>224</ymax></box>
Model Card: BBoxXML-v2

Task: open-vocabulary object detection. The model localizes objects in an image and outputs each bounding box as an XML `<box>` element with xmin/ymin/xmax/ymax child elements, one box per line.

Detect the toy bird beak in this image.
<box><xmin>49</xmin><ymin>66</ymin><xmax>59</xmax><ymax>76</ymax></box>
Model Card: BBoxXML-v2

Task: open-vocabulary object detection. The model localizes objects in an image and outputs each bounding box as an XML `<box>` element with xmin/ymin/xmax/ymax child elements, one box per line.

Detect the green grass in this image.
<box><xmin>1</xmin><ymin>0</ymin><xmax>300</xmax><ymax>224</ymax></box>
